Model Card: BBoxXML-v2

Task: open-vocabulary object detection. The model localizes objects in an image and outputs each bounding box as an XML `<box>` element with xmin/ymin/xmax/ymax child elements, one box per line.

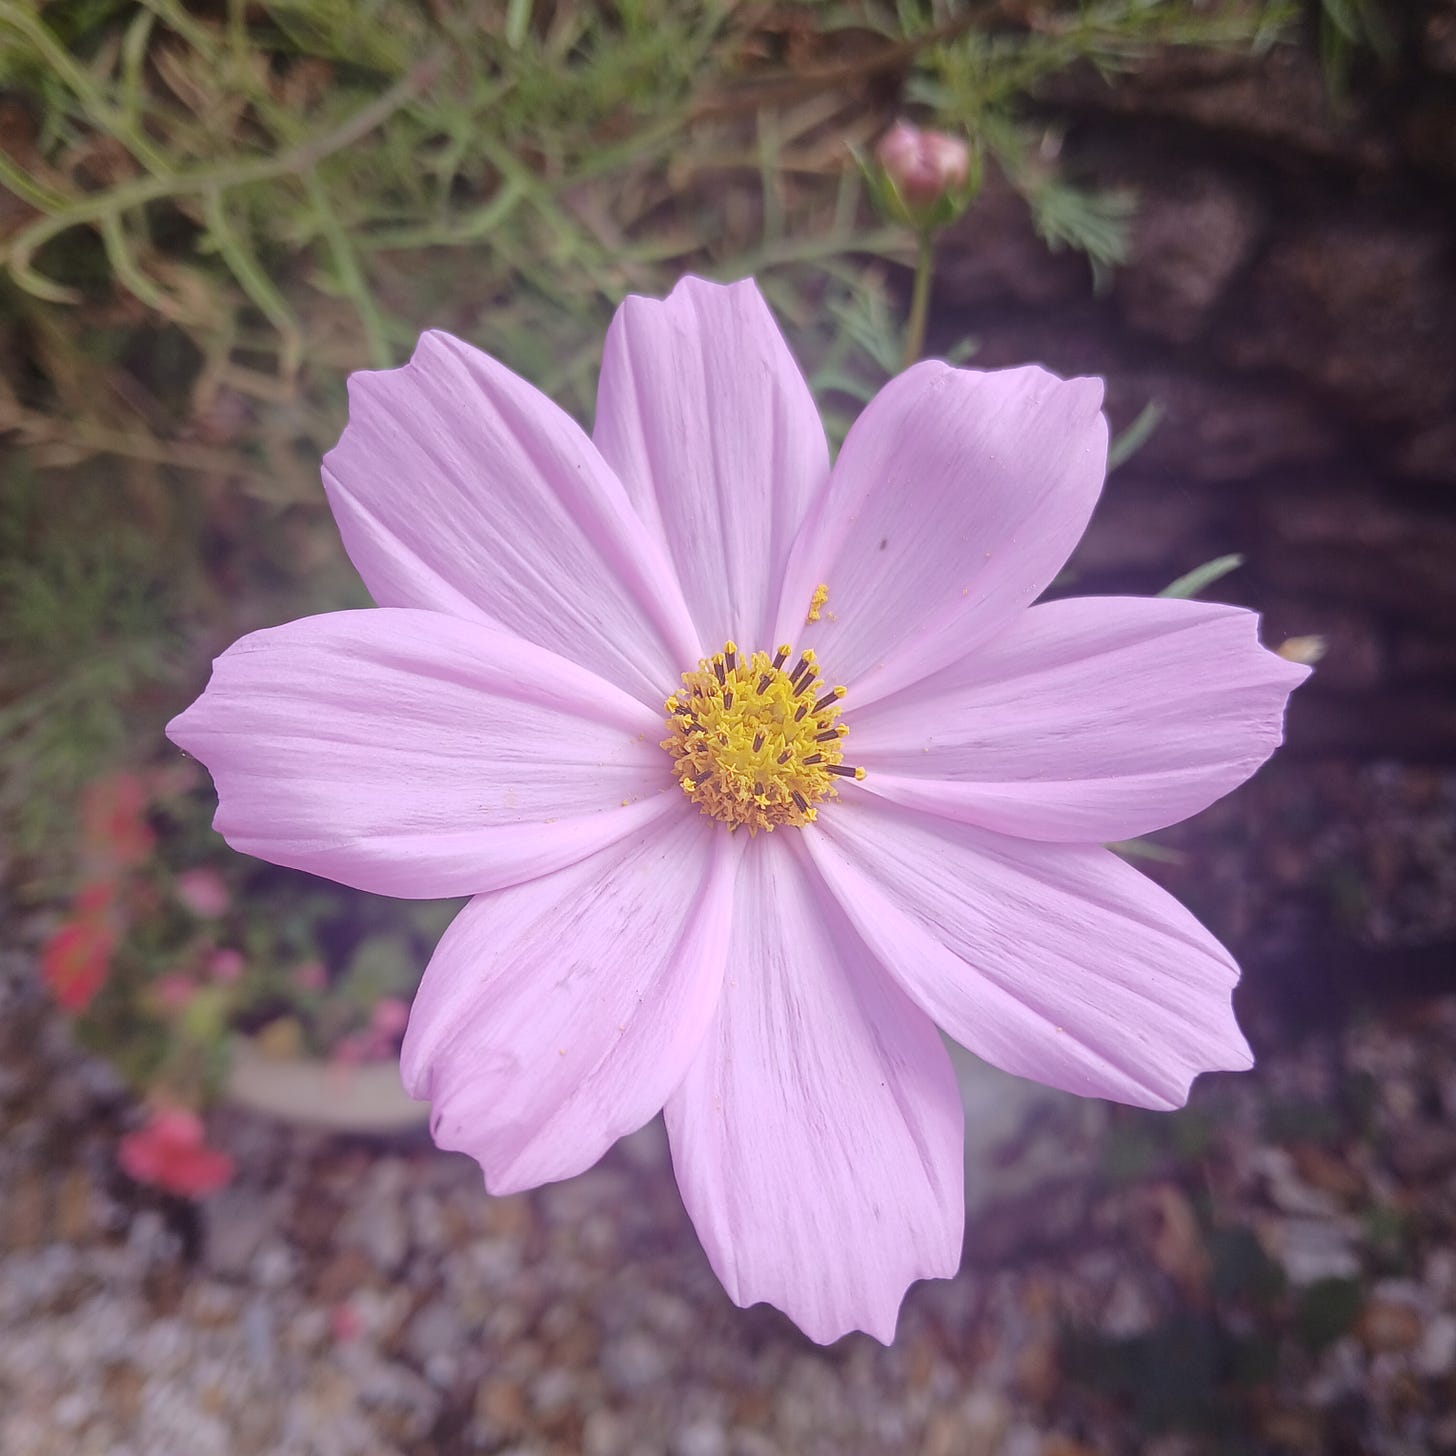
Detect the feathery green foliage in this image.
<box><xmin>0</xmin><ymin>0</ymin><xmax>1300</xmax><ymax>872</ymax></box>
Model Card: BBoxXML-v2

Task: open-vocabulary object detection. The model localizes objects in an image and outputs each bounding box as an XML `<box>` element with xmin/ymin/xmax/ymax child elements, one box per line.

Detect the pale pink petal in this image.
<box><xmin>665</xmin><ymin>833</ymin><xmax>964</xmax><ymax>1345</ymax></box>
<box><xmin>774</xmin><ymin>363</ymin><xmax>1107</xmax><ymax>708</ymax></box>
<box><xmin>167</xmin><ymin>608</ymin><xmax>677</xmax><ymax>899</ymax></box>
<box><xmin>807</xmin><ymin>799</ymin><xmax>1252</xmax><ymax>1110</ymax></box>
<box><xmin>851</xmin><ymin>596</ymin><xmax>1310</xmax><ymax>842</ymax></box>
<box><xmin>323</xmin><ymin>331</ymin><xmax>698</xmax><ymax>705</ymax></box>
<box><xmin>401</xmin><ymin>812</ymin><xmax>738</xmax><ymax>1194</ymax></box>
<box><xmin>595</xmin><ymin>277</ymin><xmax>830</xmax><ymax>650</ymax></box>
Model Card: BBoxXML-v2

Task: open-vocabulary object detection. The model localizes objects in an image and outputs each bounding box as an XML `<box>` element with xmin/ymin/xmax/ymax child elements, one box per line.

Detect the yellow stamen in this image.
<box><xmin>662</xmin><ymin>641</ymin><xmax>864</xmax><ymax>833</ymax></box>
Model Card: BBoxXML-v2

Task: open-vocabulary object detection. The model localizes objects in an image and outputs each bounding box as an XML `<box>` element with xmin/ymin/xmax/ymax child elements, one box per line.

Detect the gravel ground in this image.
<box><xmin>3</xmin><ymin>761</ymin><xmax>1456</xmax><ymax>1456</ymax></box>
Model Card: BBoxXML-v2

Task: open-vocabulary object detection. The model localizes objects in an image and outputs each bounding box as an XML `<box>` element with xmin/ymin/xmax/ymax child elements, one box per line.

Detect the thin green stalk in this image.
<box><xmin>4</xmin><ymin>54</ymin><xmax>441</xmax><ymax>304</ymax></box>
<box><xmin>201</xmin><ymin>187</ymin><xmax>305</xmax><ymax>383</ymax></box>
<box><xmin>98</xmin><ymin>211</ymin><xmax>191</xmax><ymax>321</ymax></box>
<box><xmin>901</xmin><ymin>230</ymin><xmax>935</xmax><ymax>369</ymax></box>
<box><xmin>0</xmin><ymin>148</ymin><xmax>69</xmax><ymax>213</ymax></box>
<box><xmin>303</xmin><ymin>170</ymin><xmax>392</xmax><ymax>370</ymax></box>
<box><xmin>0</xmin><ymin>3</ymin><xmax>172</xmax><ymax>178</ymax></box>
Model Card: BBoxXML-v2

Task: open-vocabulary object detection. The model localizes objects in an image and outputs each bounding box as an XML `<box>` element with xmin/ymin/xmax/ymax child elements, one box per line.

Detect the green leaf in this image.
<box><xmin>1158</xmin><ymin>554</ymin><xmax>1244</xmax><ymax>600</ymax></box>
<box><xmin>1108</xmin><ymin>400</ymin><xmax>1164</xmax><ymax>471</ymax></box>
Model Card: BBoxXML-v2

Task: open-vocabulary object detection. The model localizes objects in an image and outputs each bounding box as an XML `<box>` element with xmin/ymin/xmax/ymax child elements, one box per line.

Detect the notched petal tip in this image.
<box><xmin>326</xmin><ymin>328</ymin><xmax>462</xmax><ymax>451</ymax></box>
<box><xmin>663</xmin><ymin>272</ymin><xmax>765</xmax><ymax>307</ymax></box>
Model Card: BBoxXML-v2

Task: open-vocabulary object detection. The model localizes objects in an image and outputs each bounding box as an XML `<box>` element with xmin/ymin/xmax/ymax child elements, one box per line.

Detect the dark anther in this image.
<box><xmin>814</xmin><ymin>729</ymin><xmax>841</xmax><ymax>742</ymax></box>
<box><xmin>813</xmin><ymin>690</ymin><xmax>842</xmax><ymax>713</ymax></box>
<box><xmin>827</xmin><ymin>764</ymin><xmax>861</xmax><ymax>778</ymax></box>
<box><xmin>724</xmin><ymin>645</ymin><xmax>736</xmax><ymax>672</ymax></box>
<box><xmin>752</xmin><ymin>732</ymin><xmax>764</xmax><ymax>752</ymax></box>
<box><xmin>777</xmin><ymin>749</ymin><xmax>792</xmax><ymax>764</ymax></box>
<box><xmin>791</xmin><ymin>791</ymin><xmax>809</xmax><ymax>813</ymax></box>
<box><xmin>803</xmin><ymin>754</ymin><xmax>823</xmax><ymax>765</ymax></box>
<box><xmin>772</xmin><ymin>646</ymin><xmax>790</xmax><ymax>669</ymax></box>
<box><xmin>723</xmin><ymin>690</ymin><xmax>733</xmax><ymax>710</ymax></box>
<box><xmin>757</xmin><ymin>674</ymin><xmax>772</xmax><ymax>694</ymax></box>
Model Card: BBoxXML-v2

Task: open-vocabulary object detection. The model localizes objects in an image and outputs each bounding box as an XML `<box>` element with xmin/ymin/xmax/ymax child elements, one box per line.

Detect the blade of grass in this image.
<box><xmin>1158</xmin><ymin>553</ymin><xmax>1244</xmax><ymax>600</ymax></box>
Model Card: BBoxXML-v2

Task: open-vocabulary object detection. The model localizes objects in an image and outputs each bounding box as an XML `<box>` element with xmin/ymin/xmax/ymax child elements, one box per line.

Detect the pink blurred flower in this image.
<box><xmin>153</xmin><ymin>973</ymin><xmax>198</xmax><ymax>1012</ymax></box>
<box><xmin>329</xmin><ymin>1032</ymin><xmax>371</xmax><ymax>1070</ymax></box>
<box><xmin>875</xmin><ymin>120</ymin><xmax>970</xmax><ymax>207</ymax></box>
<box><xmin>119</xmin><ymin>1108</ymin><xmax>234</xmax><ymax>1197</ymax></box>
<box><xmin>370</xmin><ymin>997</ymin><xmax>410</xmax><ymax>1040</ymax></box>
<box><xmin>41</xmin><ymin>912</ymin><xmax>115</xmax><ymax>1013</ymax></box>
<box><xmin>169</xmin><ymin>277</ymin><xmax>1307</xmax><ymax>1343</ymax></box>
<box><xmin>176</xmin><ymin>867</ymin><xmax>231</xmax><ymax>918</ymax></box>
<box><xmin>292</xmin><ymin>959</ymin><xmax>327</xmax><ymax>993</ymax></box>
<box><xmin>207</xmin><ymin>947</ymin><xmax>245</xmax><ymax>983</ymax></box>
<box><xmin>80</xmin><ymin>772</ymin><xmax>155</xmax><ymax>871</ymax></box>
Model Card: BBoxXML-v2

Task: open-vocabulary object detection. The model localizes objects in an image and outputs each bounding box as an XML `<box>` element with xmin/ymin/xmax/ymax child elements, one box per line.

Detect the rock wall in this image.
<box><xmin>929</xmin><ymin>10</ymin><xmax>1456</xmax><ymax>759</ymax></box>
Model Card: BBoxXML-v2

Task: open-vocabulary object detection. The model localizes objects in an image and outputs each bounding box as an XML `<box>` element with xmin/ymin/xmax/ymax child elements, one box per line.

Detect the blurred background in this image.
<box><xmin>2</xmin><ymin>1</ymin><xmax>1455</xmax><ymax>1452</ymax></box>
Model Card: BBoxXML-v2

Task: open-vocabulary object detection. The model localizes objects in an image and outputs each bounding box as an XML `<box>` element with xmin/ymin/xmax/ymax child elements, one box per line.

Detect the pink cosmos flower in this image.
<box><xmin>167</xmin><ymin>277</ymin><xmax>1307</xmax><ymax>1343</ymax></box>
<box><xmin>119</xmin><ymin>1107</ymin><xmax>234</xmax><ymax>1198</ymax></box>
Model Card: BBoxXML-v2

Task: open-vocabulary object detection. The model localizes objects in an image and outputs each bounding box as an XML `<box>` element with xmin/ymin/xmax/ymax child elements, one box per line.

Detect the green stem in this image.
<box><xmin>902</xmin><ymin>230</ymin><xmax>935</xmax><ymax>369</ymax></box>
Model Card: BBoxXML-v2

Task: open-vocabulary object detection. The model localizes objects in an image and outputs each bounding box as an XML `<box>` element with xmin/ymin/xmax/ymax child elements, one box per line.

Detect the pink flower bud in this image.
<box><xmin>176</xmin><ymin>868</ymin><xmax>231</xmax><ymax>919</ymax></box>
<box><xmin>875</xmin><ymin>121</ymin><xmax>970</xmax><ymax>207</ymax></box>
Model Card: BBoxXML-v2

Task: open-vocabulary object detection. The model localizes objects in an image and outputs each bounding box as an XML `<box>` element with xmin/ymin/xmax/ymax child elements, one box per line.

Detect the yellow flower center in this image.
<box><xmin>662</xmin><ymin>641</ymin><xmax>865</xmax><ymax>833</ymax></box>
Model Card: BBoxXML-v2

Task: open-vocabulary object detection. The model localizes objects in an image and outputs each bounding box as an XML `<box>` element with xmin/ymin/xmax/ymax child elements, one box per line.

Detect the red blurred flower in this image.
<box><xmin>41</xmin><ymin>914</ymin><xmax>116</xmax><ymax>1013</ymax></box>
<box><xmin>80</xmin><ymin>772</ymin><xmax>156</xmax><ymax>871</ymax></box>
<box><xmin>73</xmin><ymin>880</ymin><xmax>117</xmax><ymax>918</ymax></box>
<box><xmin>118</xmin><ymin>1108</ymin><xmax>234</xmax><ymax>1198</ymax></box>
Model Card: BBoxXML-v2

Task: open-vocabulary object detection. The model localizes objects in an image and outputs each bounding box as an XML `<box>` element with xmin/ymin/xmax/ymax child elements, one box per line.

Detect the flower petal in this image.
<box><xmin>665</xmin><ymin>832</ymin><xmax>964</xmax><ymax>1345</ymax></box>
<box><xmin>807</xmin><ymin>799</ymin><xmax>1252</xmax><ymax>1111</ymax></box>
<box><xmin>167</xmin><ymin>608</ymin><xmax>676</xmax><ymax>898</ymax></box>
<box><xmin>323</xmin><ymin>330</ymin><xmax>699</xmax><ymax>705</ymax></box>
<box><xmin>595</xmin><ymin>277</ymin><xmax>830</xmax><ymax>650</ymax></box>
<box><xmin>774</xmin><ymin>363</ymin><xmax>1107</xmax><ymax>708</ymax></box>
<box><xmin>402</xmin><ymin>811</ymin><xmax>737</xmax><ymax>1194</ymax></box>
<box><xmin>851</xmin><ymin>596</ymin><xmax>1310</xmax><ymax>842</ymax></box>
